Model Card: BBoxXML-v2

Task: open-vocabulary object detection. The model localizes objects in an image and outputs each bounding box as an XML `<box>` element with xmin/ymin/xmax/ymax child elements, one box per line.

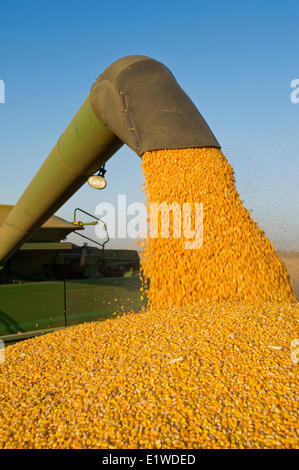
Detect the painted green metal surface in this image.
<box><xmin>20</xmin><ymin>242</ymin><xmax>73</xmax><ymax>251</ymax></box>
<box><xmin>0</xmin><ymin>282</ymin><xmax>65</xmax><ymax>337</ymax></box>
<box><xmin>0</xmin><ymin>277</ymin><xmax>144</xmax><ymax>342</ymax></box>
<box><xmin>0</xmin><ymin>98</ymin><xmax>122</xmax><ymax>265</ymax></box>
<box><xmin>65</xmin><ymin>277</ymin><xmax>144</xmax><ymax>325</ymax></box>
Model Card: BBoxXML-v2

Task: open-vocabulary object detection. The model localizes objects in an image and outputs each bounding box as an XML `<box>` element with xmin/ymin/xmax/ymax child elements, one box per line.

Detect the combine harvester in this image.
<box><xmin>0</xmin><ymin>55</ymin><xmax>219</xmax><ymax>343</ymax></box>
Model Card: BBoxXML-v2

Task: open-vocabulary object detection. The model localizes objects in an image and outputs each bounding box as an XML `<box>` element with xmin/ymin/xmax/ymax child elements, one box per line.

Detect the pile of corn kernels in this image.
<box><xmin>0</xmin><ymin>148</ymin><xmax>297</xmax><ymax>449</ymax></box>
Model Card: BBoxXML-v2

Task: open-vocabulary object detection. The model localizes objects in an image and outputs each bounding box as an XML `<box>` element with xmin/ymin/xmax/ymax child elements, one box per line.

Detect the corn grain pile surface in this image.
<box><xmin>0</xmin><ymin>302</ymin><xmax>298</xmax><ymax>448</ymax></box>
<box><xmin>140</xmin><ymin>148</ymin><xmax>296</xmax><ymax>307</ymax></box>
<box><xmin>0</xmin><ymin>147</ymin><xmax>298</xmax><ymax>449</ymax></box>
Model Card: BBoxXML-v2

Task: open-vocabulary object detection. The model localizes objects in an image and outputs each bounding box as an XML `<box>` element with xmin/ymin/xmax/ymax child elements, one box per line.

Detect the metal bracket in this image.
<box><xmin>73</xmin><ymin>208</ymin><xmax>109</xmax><ymax>249</ymax></box>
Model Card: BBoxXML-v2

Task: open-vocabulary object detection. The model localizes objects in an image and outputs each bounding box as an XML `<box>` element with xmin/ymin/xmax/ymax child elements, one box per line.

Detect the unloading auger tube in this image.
<box><xmin>0</xmin><ymin>55</ymin><xmax>220</xmax><ymax>265</ymax></box>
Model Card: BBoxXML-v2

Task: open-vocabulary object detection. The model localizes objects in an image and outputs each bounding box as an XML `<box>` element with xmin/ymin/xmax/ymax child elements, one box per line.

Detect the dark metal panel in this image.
<box><xmin>20</xmin><ymin>242</ymin><xmax>73</xmax><ymax>251</ymax></box>
<box><xmin>0</xmin><ymin>99</ymin><xmax>122</xmax><ymax>265</ymax></box>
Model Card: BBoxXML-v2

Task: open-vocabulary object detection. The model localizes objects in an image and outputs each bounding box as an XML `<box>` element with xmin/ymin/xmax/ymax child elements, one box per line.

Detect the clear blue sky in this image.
<box><xmin>0</xmin><ymin>0</ymin><xmax>298</xmax><ymax>250</ymax></box>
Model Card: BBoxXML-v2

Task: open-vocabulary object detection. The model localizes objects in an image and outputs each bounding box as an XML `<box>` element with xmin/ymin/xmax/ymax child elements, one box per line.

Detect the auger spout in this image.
<box><xmin>0</xmin><ymin>55</ymin><xmax>219</xmax><ymax>264</ymax></box>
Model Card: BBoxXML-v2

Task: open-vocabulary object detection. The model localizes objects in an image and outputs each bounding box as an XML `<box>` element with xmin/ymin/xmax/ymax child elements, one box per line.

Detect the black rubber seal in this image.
<box><xmin>90</xmin><ymin>55</ymin><xmax>220</xmax><ymax>156</ymax></box>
